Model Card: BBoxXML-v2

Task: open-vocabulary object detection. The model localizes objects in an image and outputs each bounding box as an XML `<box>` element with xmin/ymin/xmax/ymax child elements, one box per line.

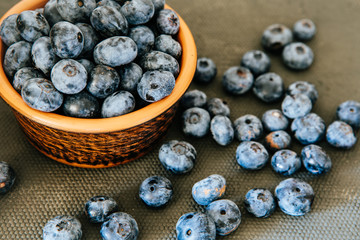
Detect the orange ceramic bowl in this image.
<box><xmin>0</xmin><ymin>0</ymin><xmax>197</xmax><ymax>168</ymax></box>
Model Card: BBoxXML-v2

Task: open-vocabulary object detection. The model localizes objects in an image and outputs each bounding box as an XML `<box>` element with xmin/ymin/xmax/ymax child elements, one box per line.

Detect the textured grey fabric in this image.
<box><xmin>1</xmin><ymin>0</ymin><xmax>360</xmax><ymax>239</ymax></box>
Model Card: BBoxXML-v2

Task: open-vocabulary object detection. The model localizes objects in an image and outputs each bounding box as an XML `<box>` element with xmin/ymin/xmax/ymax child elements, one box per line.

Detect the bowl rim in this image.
<box><xmin>0</xmin><ymin>0</ymin><xmax>197</xmax><ymax>134</ymax></box>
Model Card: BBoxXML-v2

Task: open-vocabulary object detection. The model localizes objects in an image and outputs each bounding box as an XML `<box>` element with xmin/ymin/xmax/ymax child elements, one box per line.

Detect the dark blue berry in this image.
<box><xmin>293</xmin><ymin>19</ymin><xmax>316</xmax><ymax>41</ymax></box>
<box><xmin>261</xmin><ymin>24</ymin><xmax>293</xmax><ymax>51</ymax></box>
<box><xmin>56</xmin><ymin>0</ymin><xmax>97</xmax><ymax>23</ymax></box>
<box><xmin>97</xmin><ymin>0</ymin><xmax>122</xmax><ymax>12</ymax></box>
<box><xmin>21</xmin><ymin>78</ymin><xmax>63</xmax><ymax>112</ymax></box>
<box><xmin>101</xmin><ymin>91</ymin><xmax>135</xmax><ymax>118</ymax></box>
<box><xmin>236</xmin><ymin>141</ymin><xmax>269</xmax><ymax>170</ymax></box>
<box><xmin>222</xmin><ymin>66</ymin><xmax>254</xmax><ymax>95</ymax></box>
<box><xmin>192</xmin><ymin>174</ymin><xmax>226</xmax><ymax>206</ymax></box>
<box><xmin>4</xmin><ymin>41</ymin><xmax>32</xmax><ymax>78</ymax></box>
<box><xmin>287</xmin><ymin>81</ymin><xmax>318</xmax><ymax>104</ymax></box>
<box><xmin>151</xmin><ymin>0</ymin><xmax>165</xmax><ymax>14</ymax></box>
<box><xmin>241</xmin><ymin>50</ymin><xmax>270</xmax><ymax>77</ymax></box>
<box><xmin>0</xmin><ymin>161</ymin><xmax>16</xmax><ymax>194</ymax></box>
<box><xmin>194</xmin><ymin>57</ymin><xmax>217</xmax><ymax>84</ymax></box>
<box><xmin>326</xmin><ymin>121</ymin><xmax>357</xmax><ymax>149</ymax></box>
<box><xmin>182</xmin><ymin>107</ymin><xmax>211</xmax><ymax>138</ymax></box>
<box><xmin>210</xmin><ymin>115</ymin><xmax>234</xmax><ymax>146</ymax></box>
<box><xmin>84</xmin><ymin>196</ymin><xmax>119</xmax><ymax>223</ymax></box>
<box><xmin>155</xmin><ymin>34</ymin><xmax>182</xmax><ymax>59</ymax></box>
<box><xmin>87</xmin><ymin>64</ymin><xmax>120</xmax><ymax>99</ymax></box>
<box><xmin>282</xmin><ymin>42</ymin><xmax>314</xmax><ymax>70</ymax></box>
<box><xmin>301</xmin><ymin>145</ymin><xmax>332</xmax><ymax>175</ymax></box>
<box><xmin>0</xmin><ymin>14</ymin><xmax>22</xmax><ymax>47</ymax></box>
<box><xmin>100</xmin><ymin>212</ymin><xmax>138</xmax><ymax>240</ymax></box>
<box><xmin>16</xmin><ymin>10</ymin><xmax>50</xmax><ymax>42</ymax></box>
<box><xmin>117</xmin><ymin>63</ymin><xmax>143</xmax><ymax>93</ymax></box>
<box><xmin>206</xmin><ymin>199</ymin><xmax>241</xmax><ymax>236</ymax></box>
<box><xmin>158</xmin><ymin>140</ymin><xmax>196</xmax><ymax>174</ymax></box>
<box><xmin>275</xmin><ymin>178</ymin><xmax>314</xmax><ymax>216</ymax></box>
<box><xmin>265</xmin><ymin>130</ymin><xmax>291</xmax><ymax>151</ymax></box>
<box><xmin>156</xmin><ymin>9</ymin><xmax>180</xmax><ymax>35</ymax></box>
<box><xmin>244</xmin><ymin>188</ymin><xmax>276</xmax><ymax>218</ymax></box>
<box><xmin>206</xmin><ymin>98</ymin><xmax>230</xmax><ymax>117</ymax></box>
<box><xmin>43</xmin><ymin>215</ymin><xmax>82</xmax><ymax>240</ymax></box>
<box><xmin>63</xmin><ymin>91</ymin><xmax>100</xmax><ymax>118</ymax></box>
<box><xmin>32</xmin><ymin>36</ymin><xmax>60</xmax><ymax>76</ymax></box>
<box><xmin>336</xmin><ymin>100</ymin><xmax>360</xmax><ymax>129</ymax></box>
<box><xmin>262</xmin><ymin>109</ymin><xmax>289</xmax><ymax>132</ymax></box>
<box><xmin>253</xmin><ymin>72</ymin><xmax>284</xmax><ymax>103</ymax></box>
<box><xmin>140</xmin><ymin>50</ymin><xmax>179</xmax><ymax>77</ymax></box>
<box><xmin>282</xmin><ymin>93</ymin><xmax>312</xmax><ymax>119</ymax></box>
<box><xmin>43</xmin><ymin>0</ymin><xmax>64</xmax><ymax>26</ymax></box>
<box><xmin>176</xmin><ymin>212</ymin><xmax>216</xmax><ymax>240</ymax></box>
<box><xmin>13</xmin><ymin>67</ymin><xmax>44</xmax><ymax>92</ymax></box>
<box><xmin>139</xmin><ymin>175</ymin><xmax>173</xmax><ymax>207</ymax></box>
<box><xmin>128</xmin><ymin>25</ymin><xmax>155</xmax><ymax>57</ymax></box>
<box><xmin>121</xmin><ymin>0</ymin><xmax>155</xmax><ymax>25</ymax></box>
<box><xmin>234</xmin><ymin>114</ymin><xmax>263</xmax><ymax>141</ymax></box>
<box><xmin>271</xmin><ymin>149</ymin><xmax>301</xmax><ymax>176</ymax></box>
<box><xmin>180</xmin><ymin>89</ymin><xmax>207</xmax><ymax>109</ymax></box>
<box><xmin>291</xmin><ymin>113</ymin><xmax>326</xmax><ymax>145</ymax></box>
<box><xmin>75</xmin><ymin>23</ymin><xmax>100</xmax><ymax>58</ymax></box>
<box><xmin>77</xmin><ymin>59</ymin><xmax>95</xmax><ymax>75</ymax></box>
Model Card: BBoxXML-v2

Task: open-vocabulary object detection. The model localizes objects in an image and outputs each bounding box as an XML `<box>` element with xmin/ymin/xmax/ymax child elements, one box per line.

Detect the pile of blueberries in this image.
<box><xmin>0</xmin><ymin>0</ymin><xmax>181</xmax><ymax>118</ymax></box>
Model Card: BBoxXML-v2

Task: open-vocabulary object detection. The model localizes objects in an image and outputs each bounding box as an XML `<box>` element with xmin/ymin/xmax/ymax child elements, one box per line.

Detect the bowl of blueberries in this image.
<box><xmin>0</xmin><ymin>0</ymin><xmax>197</xmax><ymax>168</ymax></box>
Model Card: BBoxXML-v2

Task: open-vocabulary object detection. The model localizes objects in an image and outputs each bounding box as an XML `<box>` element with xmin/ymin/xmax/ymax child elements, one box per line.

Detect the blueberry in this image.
<box><xmin>301</xmin><ymin>145</ymin><xmax>332</xmax><ymax>175</ymax></box>
<box><xmin>121</xmin><ymin>0</ymin><xmax>155</xmax><ymax>25</ymax></box>
<box><xmin>32</xmin><ymin>36</ymin><xmax>60</xmax><ymax>76</ymax></box>
<box><xmin>101</xmin><ymin>91</ymin><xmax>135</xmax><ymax>118</ymax></box>
<box><xmin>293</xmin><ymin>19</ymin><xmax>316</xmax><ymax>41</ymax></box>
<box><xmin>206</xmin><ymin>199</ymin><xmax>241</xmax><ymax>236</ymax></box>
<box><xmin>77</xmin><ymin>59</ymin><xmax>95</xmax><ymax>75</ymax></box>
<box><xmin>180</xmin><ymin>89</ymin><xmax>207</xmax><ymax>109</ymax></box>
<box><xmin>291</xmin><ymin>113</ymin><xmax>326</xmax><ymax>145</ymax></box>
<box><xmin>176</xmin><ymin>212</ymin><xmax>216</xmax><ymax>240</ymax></box>
<box><xmin>97</xmin><ymin>0</ymin><xmax>122</xmax><ymax>12</ymax></box>
<box><xmin>282</xmin><ymin>42</ymin><xmax>314</xmax><ymax>70</ymax></box>
<box><xmin>253</xmin><ymin>72</ymin><xmax>284</xmax><ymax>103</ymax></box>
<box><xmin>50</xmin><ymin>21</ymin><xmax>84</xmax><ymax>59</ymax></box>
<box><xmin>287</xmin><ymin>81</ymin><xmax>318</xmax><ymax>104</ymax></box>
<box><xmin>222</xmin><ymin>66</ymin><xmax>254</xmax><ymax>95</ymax></box>
<box><xmin>236</xmin><ymin>141</ymin><xmax>269</xmax><ymax>170</ymax></box>
<box><xmin>117</xmin><ymin>63</ymin><xmax>143</xmax><ymax>93</ymax></box>
<box><xmin>206</xmin><ymin>98</ymin><xmax>230</xmax><ymax>117</ymax></box>
<box><xmin>43</xmin><ymin>215</ymin><xmax>82</xmax><ymax>240</ymax></box>
<box><xmin>233</xmin><ymin>114</ymin><xmax>263</xmax><ymax>141</ymax></box>
<box><xmin>156</xmin><ymin>9</ymin><xmax>180</xmax><ymax>35</ymax></box>
<box><xmin>192</xmin><ymin>174</ymin><xmax>226</xmax><ymax>206</ymax></box>
<box><xmin>241</xmin><ymin>50</ymin><xmax>271</xmax><ymax>77</ymax></box>
<box><xmin>261</xmin><ymin>24</ymin><xmax>293</xmax><ymax>51</ymax></box>
<box><xmin>90</xmin><ymin>6</ymin><xmax>128</xmax><ymax>38</ymax></box>
<box><xmin>244</xmin><ymin>188</ymin><xmax>276</xmax><ymax>218</ymax></box>
<box><xmin>3</xmin><ymin>41</ymin><xmax>32</xmax><ymax>78</ymax></box>
<box><xmin>326</xmin><ymin>121</ymin><xmax>357</xmax><ymax>149</ymax></box>
<box><xmin>16</xmin><ymin>10</ymin><xmax>50</xmax><ymax>42</ymax></box>
<box><xmin>281</xmin><ymin>93</ymin><xmax>312</xmax><ymax>119</ymax></box>
<box><xmin>0</xmin><ymin>14</ymin><xmax>22</xmax><ymax>47</ymax></box>
<box><xmin>87</xmin><ymin>64</ymin><xmax>120</xmax><ymax>99</ymax></box>
<box><xmin>128</xmin><ymin>25</ymin><xmax>155</xmax><ymax>57</ymax></box>
<box><xmin>0</xmin><ymin>161</ymin><xmax>16</xmax><ymax>194</ymax></box>
<box><xmin>139</xmin><ymin>175</ymin><xmax>173</xmax><ymax>208</ymax></box>
<box><xmin>43</xmin><ymin>0</ymin><xmax>64</xmax><ymax>26</ymax></box>
<box><xmin>158</xmin><ymin>140</ymin><xmax>196</xmax><ymax>174</ymax></box>
<box><xmin>63</xmin><ymin>91</ymin><xmax>100</xmax><ymax>118</ymax></box>
<box><xmin>262</xmin><ymin>109</ymin><xmax>289</xmax><ymax>132</ymax></box>
<box><xmin>13</xmin><ymin>67</ymin><xmax>44</xmax><ymax>93</ymax></box>
<box><xmin>75</xmin><ymin>23</ymin><xmax>100</xmax><ymax>58</ymax></box>
<box><xmin>35</xmin><ymin>8</ymin><xmax>44</xmax><ymax>14</ymax></box>
<box><xmin>271</xmin><ymin>149</ymin><xmax>301</xmax><ymax>176</ymax></box>
<box><xmin>151</xmin><ymin>0</ymin><xmax>165</xmax><ymax>15</ymax></box>
<box><xmin>51</xmin><ymin>59</ymin><xmax>87</xmax><ymax>94</ymax></box>
<box><xmin>193</xmin><ymin>57</ymin><xmax>217</xmax><ymax>84</ymax></box>
<box><xmin>265</xmin><ymin>130</ymin><xmax>291</xmax><ymax>151</ymax></box>
<box><xmin>100</xmin><ymin>212</ymin><xmax>138</xmax><ymax>240</ymax></box>
<box><xmin>154</xmin><ymin>34</ymin><xmax>182</xmax><ymax>59</ymax></box>
<box><xmin>140</xmin><ymin>50</ymin><xmax>179</xmax><ymax>78</ymax></box>
<box><xmin>21</xmin><ymin>78</ymin><xmax>63</xmax><ymax>112</ymax></box>
<box><xmin>182</xmin><ymin>107</ymin><xmax>211</xmax><ymax>138</ymax></box>
<box><xmin>84</xmin><ymin>196</ymin><xmax>119</xmax><ymax>223</ymax></box>
<box><xmin>336</xmin><ymin>100</ymin><xmax>360</xmax><ymax>129</ymax></box>
<box><xmin>56</xmin><ymin>0</ymin><xmax>96</xmax><ymax>23</ymax></box>
<box><xmin>210</xmin><ymin>115</ymin><xmax>234</xmax><ymax>146</ymax></box>
<box><xmin>137</xmin><ymin>70</ymin><xmax>175</xmax><ymax>102</ymax></box>
<box><xmin>93</xmin><ymin>36</ymin><xmax>137</xmax><ymax>67</ymax></box>
<box><xmin>275</xmin><ymin>178</ymin><xmax>314</xmax><ymax>216</ymax></box>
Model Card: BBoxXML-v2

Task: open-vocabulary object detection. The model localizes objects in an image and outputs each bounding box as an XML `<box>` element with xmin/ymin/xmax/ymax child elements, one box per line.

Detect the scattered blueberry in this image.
<box><xmin>156</xmin><ymin>9</ymin><xmax>180</xmax><ymax>35</ymax></box>
<box><xmin>192</xmin><ymin>174</ymin><xmax>226</xmax><ymax>205</ymax></box>
<box><xmin>240</xmin><ymin>50</ymin><xmax>271</xmax><ymax>77</ymax></box>
<box><xmin>56</xmin><ymin>0</ymin><xmax>96</xmax><ymax>23</ymax></box>
<box><xmin>176</xmin><ymin>212</ymin><xmax>216</xmax><ymax>240</ymax></box>
<box><xmin>291</xmin><ymin>113</ymin><xmax>326</xmax><ymax>145</ymax></box>
<box><xmin>13</xmin><ymin>67</ymin><xmax>44</xmax><ymax>93</ymax></box>
<box><xmin>97</xmin><ymin>0</ymin><xmax>122</xmax><ymax>12</ymax></box>
<box><xmin>87</xmin><ymin>64</ymin><xmax>120</xmax><ymax>99</ymax></box>
<box><xmin>3</xmin><ymin>41</ymin><xmax>32</xmax><ymax>78</ymax></box>
<box><xmin>75</xmin><ymin>23</ymin><xmax>100</xmax><ymax>58</ymax></box>
<box><xmin>43</xmin><ymin>215</ymin><xmax>82</xmax><ymax>240</ymax></box>
<box><xmin>100</xmin><ymin>212</ymin><xmax>139</xmax><ymax>240</ymax></box>
<box><xmin>16</xmin><ymin>10</ymin><xmax>50</xmax><ymax>42</ymax></box>
<box><xmin>222</xmin><ymin>66</ymin><xmax>254</xmax><ymax>95</ymax></box>
<box><xmin>43</xmin><ymin>0</ymin><xmax>64</xmax><ymax>26</ymax></box>
<box><xmin>233</xmin><ymin>114</ymin><xmax>263</xmax><ymax>141</ymax></box>
<box><xmin>121</xmin><ymin>0</ymin><xmax>155</xmax><ymax>25</ymax></box>
<box><xmin>293</xmin><ymin>19</ymin><xmax>316</xmax><ymax>41</ymax></box>
<box><xmin>206</xmin><ymin>199</ymin><xmax>241</xmax><ymax>236</ymax></box>
<box><xmin>253</xmin><ymin>72</ymin><xmax>284</xmax><ymax>103</ymax></box>
<box><xmin>140</xmin><ymin>50</ymin><xmax>180</xmax><ymax>78</ymax></box>
<box><xmin>206</xmin><ymin>98</ymin><xmax>230</xmax><ymax>117</ymax></box>
<box><xmin>63</xmin><ymin>91</ymin><xmax>100</xmax><ymax>118</ymax></box>
<box><xmin>139</xmin><ymin>175</ymin><xmax>173</xmax><ymax>208</ymax></box>
<box><xmin>281</xmin><ymin>93</ymin><xmax>312</xmax><ymax>119</ymax></box>
<box><xmin>301</xmin><ymin>144</ymin><xmax>332</xmax><ymax>175</ymax></box>
<box><xmin>261</xmin><ymin>24</ymin><xmax>293</xmax><ymax>51</ymax></box>
<box><xmin>0</xmin><ymin>14</ymin><xmax>22</xmax><ymax>47</ymax></box>
<box><xmin>118</xmin><ymin>63</ymin><xmax>143</xmax><ymax>93</ymax></box>
<box><xmin>336</xmin><ymin>100</ymin><xmax>360</xmax><ymax>129</ymax></box>
<box><xmin>326</xmin><ymin>121</ymin><xmax>357</xmax><ymax>149</ymax></box>
<box><xmin>262</xmin><ymin>109</ymin><xmax>289</xmax><ymax>132</ymax></box>
<box><xmin>77</xmin><ymin>59</ymin><xmax>95</xmax><ymax>75</ymax></box>
<box><xmin>236</xmin><ymin>141</ymin><xmax>269</xmax><ymax>170</ymax></box>
<box><xmin>210</xmin><ymin>115</ymin><xmax>234</xmax><ymax>146</ymax></box>
<box><xmin>282</xmin><ymin>42</ymin><xmax>314</xmax><ymax>70</ymax></box>
<box><xmin>128</xmin><ymin>25</ymin><xmax>155</xmax><ymax>57</ymax></box>
<box><xmin>84</xmin><ymin>196</ymin><xmax>119</xmax><ymax>223</ymax></box>
<box><xmin>158</xmin><ymin>140</ymin><xmax>197</xmax><ymax>174</ymax></box>
<box><xmin>31</xmin><ymin>36</ymin><xmax>59</xmax><ymax>76</ymax></box>
<box><xmin>287</xmin><ymin>81</ymin><xmax>318</xmax><ymax>104</ymax></box>
<box><xmin>275</xmin><ymin>178</ymin><xmax>314</xmax><ymax>216</ymax></box>
<box><xmin>182</xmin><ymin>107</ymin><xmax>211</xmax><ymax>138</ymax></box>
<box><xmin>0</xmin><ymin>161</ymin><xmax>16</xmax><ymax>194</ymax></box>
<box><xmin>265</xmin><ymin>130</ymin><xmax>291</xmax><ymax>151</ymax></box>
<box><xmin>155</xmin><ymin>34</ymin><xmax>182</xmax><ymax>59</ymax></box>
<box><xmin>151</xmin><ymin>0</ymin><xmax>165</xmax><ymax>14</ymax></box>
<box><xmin>194</xmin><ymin>57</ymin><xmax>217</xmax><ymax>84</ymax></box>
<box><xmin>101</xmin><ymin>91</ymin><xmax>135</xmax><ymax>118</ymax></box>
<box><xmin>271</xmin><ymin>149</ymin><xmax>301</xmax><ymax>176</ymax></box>
<box><xmin>244</xmin><ymin>188</ymin><xmax>276</xmax><ymax>218</ymax></box>
<box><xmin>180</xmin><ymin>89</ymin><xmax>207</xmax><ymax>109</ymax></box>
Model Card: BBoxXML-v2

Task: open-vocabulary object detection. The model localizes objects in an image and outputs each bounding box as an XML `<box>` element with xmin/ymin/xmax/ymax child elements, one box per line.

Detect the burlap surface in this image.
<box><xmin>1</xmin><ymin>0</ymin><xmax>360</xmax><ymax>239</ymax></box>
